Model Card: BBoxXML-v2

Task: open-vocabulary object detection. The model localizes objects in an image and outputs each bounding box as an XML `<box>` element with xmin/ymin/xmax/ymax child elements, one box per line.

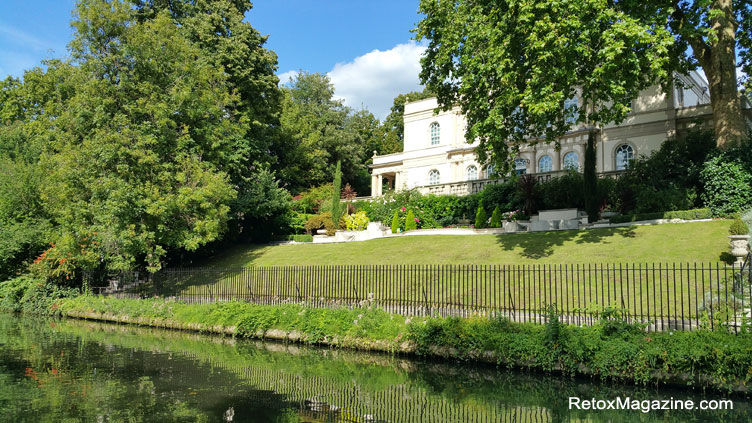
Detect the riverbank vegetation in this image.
<box><xmin>25</xmin><ymin>296</ymin><xmax>751</xmax><ymax>394</ymax></box>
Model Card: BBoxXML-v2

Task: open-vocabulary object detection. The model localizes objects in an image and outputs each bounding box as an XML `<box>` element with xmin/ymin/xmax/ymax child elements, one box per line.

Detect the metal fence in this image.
<box><xmin>91</xmin><ymin>254</ymin><xmax>752</xmax><ymax>333</ymax></box>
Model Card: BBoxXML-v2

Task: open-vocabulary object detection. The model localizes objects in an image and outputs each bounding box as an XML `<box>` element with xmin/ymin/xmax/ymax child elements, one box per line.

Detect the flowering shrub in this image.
<box><xmin>345</xmin><ymin>211</ymin><xmax>370</xmax><ymax>231</ymax></box>
<box><xmin>504</xmin><ymin>209</ymin><xmax>525</xmax><ymax>221</ymax></box>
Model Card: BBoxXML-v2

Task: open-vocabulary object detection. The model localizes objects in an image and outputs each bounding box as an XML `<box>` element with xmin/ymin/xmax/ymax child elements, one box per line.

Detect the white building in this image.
<box><xmin>370</xmin><ymin>72</ymin><xmax>751</xmax><ymax>197</ymax></box>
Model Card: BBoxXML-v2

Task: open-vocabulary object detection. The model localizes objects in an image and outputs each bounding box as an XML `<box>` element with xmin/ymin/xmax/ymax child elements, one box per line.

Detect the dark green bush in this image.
<box><xmin>609</xmin><ymin>208</ymin><xmax>712</xmax><ymax>224</ymax></box>
<box><xmin>700</xmin><ymin>153</ymin><xmax>752</xmax><ymax>217</ymax></box>
<box><xmin>490</xmin><ymin>206</ymin><xmax>502</xmax><ymax>228</ymax></box>
<box><xmin>538</xmin><ymin>171</ymin><xmax>584</xmax><ymax>210</ymax></box>
<box><xmin>474</xmin><ymin>205</ymin><xmax>487</xmax><ymax>228</ymax></box>
<box><xmin>0</xmin><ymin>274</ymin><xmax>78</xmax><ymax>315</ymax></box>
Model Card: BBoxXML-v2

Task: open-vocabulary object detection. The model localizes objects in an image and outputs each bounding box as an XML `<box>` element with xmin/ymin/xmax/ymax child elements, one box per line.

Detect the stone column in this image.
<box><xmin>376</xmin><ymin>174</ymin><xmax>383</xmax><ymax>196</ymax></box>
<box><xmin>371</xmin><ymin>174</ymin><xmax>378</xmax><ymax>197</ymax></box>
<box><xmin>394</xmin><ymin>172</ymin><xmax>401</xmax><ymax>192</ymax></box>
<box><xmin>553</xmin><ymin>149</ymin><xmax>562</xmax><ymax>171</ymax></box>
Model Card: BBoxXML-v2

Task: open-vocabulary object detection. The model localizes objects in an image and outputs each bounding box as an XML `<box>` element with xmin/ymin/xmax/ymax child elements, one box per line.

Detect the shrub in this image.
<box><xmin>293</xmin><ymin>184</ymin><xmax>333</xmax><ymax>214</ymax></box>
<box><xmin>344</xmin><ymin>211</ymin><xmax>370</xmax><ymax>231</ymax></box>
<box><xmin>489</xmin><ymin>206</ymin><xmax>502</xmax><ymax>228</ymax></box>
<box><xmin>701</xmin><ymin>153</ymin><xmax>752</xmax><ymax>216</ymax></box>
<box><xmin>729</xmin><ymin>217</ymin><xmax>750</xmax><ymax>236</ymax></box>
<box><xmin>538</xmin><ymin>171</ymin><xmax>584</xmax><ymax>210</ymax></box>
<box><xmin>474</xmin><ymin>205</ymin><xmax>487</xmax><ymax>229</ymax></box>
<box><xmin>304</xmin><ymin>213</ymin><xmax>337</xmax><ymax>236</ymax></box>
<box><xmin>405</xmin><ymin>210</ymin><xmax>417</xmax><ymax>231</ymax></box>
<box><xmin>391</xmin><ymin>210</ymin><xmax>400</xmax><ymax>233</ymax></box>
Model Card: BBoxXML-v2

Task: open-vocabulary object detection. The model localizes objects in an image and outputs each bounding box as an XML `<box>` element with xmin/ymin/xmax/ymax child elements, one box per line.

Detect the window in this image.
<box><xmin>466</xmin><ymin>165</ymin><xmax>478</xmax><ymax>181</ymax></box>
<box><xmin>564</xmin><ymin>96</ymin><xmax>579</xmax><ymax>124</ymax></box>
<box><xmin>430</xmin><ymin>122</ymin><xmax>440</xmax><ymax>145</ymax></box>
<box><xmin>538</xmin><ymin>155</ymin><xmax>552</xmax><ymax>173</ymax></box>
<box><xmin>485</xmin><ymin>163</ymin><xmax>496</xmax><ymax>179</ymax></box>
<box><xmin>428</xmin><ymin>169</ymin><xmax>441</xmax><ymax>185</ymax></box>
<box><xmin>615</xmin><ymin>144</ymin><xmax>634</xmax><ymax>171</ymax></box>
<box><xmin>514</xmin><ymin>158</ymin><xmax>527</xmax><ymax>175</ymax></box>
<box><xmin>563</xmin><ymin>152</ymin><xmax>579</xmax><ymax>170</ymax></box>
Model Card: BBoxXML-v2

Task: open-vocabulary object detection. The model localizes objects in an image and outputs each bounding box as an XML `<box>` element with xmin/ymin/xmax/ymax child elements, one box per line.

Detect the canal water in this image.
<box><xmin>0</xmin><ymin>313</ymin><xmax>749</xmax><ymax>422</ymax></box>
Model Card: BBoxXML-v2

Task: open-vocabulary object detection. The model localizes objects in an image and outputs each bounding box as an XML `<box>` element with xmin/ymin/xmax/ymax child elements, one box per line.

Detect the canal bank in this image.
<box><xmin>48</xmin><ymin>295</ymin><xmax>752</xmax><ymax>395</ymax></box>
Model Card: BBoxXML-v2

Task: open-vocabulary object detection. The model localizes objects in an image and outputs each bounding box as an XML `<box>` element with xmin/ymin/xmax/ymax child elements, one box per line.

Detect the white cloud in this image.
<box><xmin>327</xmin><ymin>42</ymin><xmax>427</xmax><ymax>120</ymax></box>
<box><xmin>277</xmin><ymin>69</ymin><xmax>298</xmax><ymax>86</ymax></box>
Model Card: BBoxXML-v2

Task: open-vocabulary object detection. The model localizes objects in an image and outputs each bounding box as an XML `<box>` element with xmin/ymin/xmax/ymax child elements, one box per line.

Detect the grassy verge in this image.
<box><xmin>200</xmin><ymin>220</ymin><xmax>731</xmax><ymax>267</ymax></box>
<box><xmin>55</xmin><ymin>295</ymin><xmax>752</xmax><ymax>393</ymax></box>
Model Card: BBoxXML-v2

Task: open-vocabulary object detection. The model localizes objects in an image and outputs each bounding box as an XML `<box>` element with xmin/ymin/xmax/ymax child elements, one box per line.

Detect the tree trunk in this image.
<box><xmin>702</xmin><ymin>0</ymin><xmax>747</xmax><ymax>149</ymax></box>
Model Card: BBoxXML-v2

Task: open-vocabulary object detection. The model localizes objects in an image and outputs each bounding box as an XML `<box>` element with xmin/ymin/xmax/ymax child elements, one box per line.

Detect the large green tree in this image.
<box><xmin>38</xmin><ymin>0</ymin><xmax>244</xmax><ymax>273</ymax></box>
<box><xmin>132</xmin><ymin>0</ymin><xmax>282</xmax><ymax>173</ymax></box>
<box><xmin>416</xmin><ymin>0</ymin><xmax>751</xmax><ymax>169</ymax></box>
<box><xmin>277</xmin><ymin>72</ymin><xmax>373</xmax><ymax>194</ymax></box>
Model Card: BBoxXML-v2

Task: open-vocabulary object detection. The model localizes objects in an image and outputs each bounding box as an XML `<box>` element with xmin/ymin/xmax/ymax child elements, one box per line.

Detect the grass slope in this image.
<box><xmin>205</xmin><ymin>220</ymin><xmax>731</xmax><ymax>267</ymax></box>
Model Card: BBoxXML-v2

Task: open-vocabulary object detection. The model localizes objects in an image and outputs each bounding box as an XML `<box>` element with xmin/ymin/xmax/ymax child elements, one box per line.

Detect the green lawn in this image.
<box><xmin>202</xmin><ymin>220</ymin><xmax>732</xmax><ymax>267</ymax></box>
<box><xmin>150</xmin><ymin>220</ymin><xmax>741</xmax><ymax>324</ymax></box>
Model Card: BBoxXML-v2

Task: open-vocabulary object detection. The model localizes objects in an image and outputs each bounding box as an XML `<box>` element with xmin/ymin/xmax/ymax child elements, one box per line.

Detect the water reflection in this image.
<box><xmin>0</xmin><ymin>313</ymin><xmax>749</xmax><ymax>422</ymax></box>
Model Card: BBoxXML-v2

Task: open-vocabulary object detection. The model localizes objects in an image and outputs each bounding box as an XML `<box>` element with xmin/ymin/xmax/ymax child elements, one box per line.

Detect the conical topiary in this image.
<box><xmin>475</xmin><ymin>205</ymin><xmax>487</xmax><ymax>229</ymax></box>
<box><xmin>490</xmin><ymin>206</ymin><xmax>502</xmax><ymax>228</ymax></box>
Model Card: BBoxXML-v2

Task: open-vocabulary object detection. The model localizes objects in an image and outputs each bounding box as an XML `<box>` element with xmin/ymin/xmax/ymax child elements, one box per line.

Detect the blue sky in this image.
<box><xmin>0</xmin><ymin>1</ymin><xmax>426</xmax><ymax>119</ymax></box>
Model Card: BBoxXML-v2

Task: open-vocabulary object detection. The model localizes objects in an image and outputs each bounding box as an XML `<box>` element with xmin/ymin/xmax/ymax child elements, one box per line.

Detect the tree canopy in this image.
<box><xmin>416</xmin><ymin>0</ymin><xmax>752</xmax><ymax>170</ymax></box>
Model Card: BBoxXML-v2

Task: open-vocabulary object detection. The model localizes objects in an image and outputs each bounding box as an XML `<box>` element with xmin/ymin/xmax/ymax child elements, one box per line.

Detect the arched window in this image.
<box><xmin>514</xmin><ymin>158</ymin><xmax>527</xmax><ymax>175</ymax></box>
<box><xmin>428</xmin><ymin>169</ymin><xmax>441</xmax><ymax>185</ymax></box>
<box><xmin>615</xmin><ymin>144</ymin><xmax>635</xmax><ymax>171</ymax></box>
<box><xmin>564</xmin><ymin>96</ymin><xmax>579</xmax><ymax>124</ymax></box>
<box><xmin>563</xmin><ymin>152</ymin><xmax>579</xmax><ymax>170</ymax></box>
<box><xmin>485</xmin><ymin>163</ymin><xmax>496</xmax><ymax>179</ymax></box>
<box><xmin>430</xmin><ymin>122</ymin><xmax>440</xmax><ymax>145</ymax></box>
<box><xmin>538</xmin><ymin>155</ymin><xmax>553</xmax><ymax>173</ymax></box>
<box><xmin>466</xmin><ymin>165</ymin><xmax>478</xmax><ymax>181</ymax></box>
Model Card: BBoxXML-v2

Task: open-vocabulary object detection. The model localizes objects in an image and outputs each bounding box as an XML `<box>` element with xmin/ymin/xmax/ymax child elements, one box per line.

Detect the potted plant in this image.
<box><xmin>504</xmin><ymin>209</ymin><xmax>523</xmax><ymax>233</ymax></box>
<box><xmin>728</xmin><ymin>217</ymin><xmax>750</xmax><ymax>265</ymax></box>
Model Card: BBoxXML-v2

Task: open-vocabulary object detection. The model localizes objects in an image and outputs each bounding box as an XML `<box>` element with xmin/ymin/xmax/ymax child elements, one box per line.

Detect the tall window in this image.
<box><xmin>428</xmin><ymin>169</ymin><xmax>441</xmax><ymax>185</ymax></box>
<box><xmin>538</xmin><ymin>155</ymin><xmax>553</xmax><ymax>173</ymax></box>
<box><xmin>430</xmin><ymin>122</ymin><xmax>440</xmax><ymax>145</ymax></box>
<box><xmin>466</xmin><ymin>165</ymin><xmax>478</xmax><ymax>180</ymax></box>
<box><xmin>485</xmin><ymin>163</ymin><xmax>496</xmax><ymax>179</ymax></box>
<box><xmin>564</xmin><ymin>96</ymin><xmax>579</xmax><ymax>124</ymax></box>
<box><xmin>514</xmin><ymin>158</ymin><xmax>527</xmax><ymax>175</ymax></box>
<box><xmin>615</xmin><ymin>144</ymin><xmax>635</xmax><ymax>171</ymax></box>
<box><xmin>563</xmin><ymin>152</ymin><xmax>579</xmax><ymax>170</ymax></box>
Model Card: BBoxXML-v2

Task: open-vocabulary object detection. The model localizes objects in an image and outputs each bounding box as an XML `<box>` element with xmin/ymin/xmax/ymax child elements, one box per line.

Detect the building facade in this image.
<box><xmin>370</xmin><ymin>72</ymin><xmax>751</xmax><ymax>197</ymax></box>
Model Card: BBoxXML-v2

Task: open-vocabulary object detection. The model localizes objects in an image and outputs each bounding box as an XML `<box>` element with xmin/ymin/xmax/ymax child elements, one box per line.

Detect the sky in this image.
<box><xmin>0</xmin><ymin>1</ymin><xmax>426</xmax><ymax>120</ymax></box>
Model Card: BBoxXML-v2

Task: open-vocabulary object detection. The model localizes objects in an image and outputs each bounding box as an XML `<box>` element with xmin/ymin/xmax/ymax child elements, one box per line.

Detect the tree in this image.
<box><xmin>278</xmin><ymin>72</ymin><xmax>373</xmax><ymax>193</ymax></box>
<box><xmin>415</xmin><ymin>0</ymin><xmax>750</xmax><ymax>169</ymax></box>
<box><xmin>583</xmin><ymin>133</ymin><xmax>599</xmax><ymax>221</ymax></box>
<box><xmin>38</xmin><ymin>1</ymin><xmax>243</xmax><ymax>273</ymax></box>
<box><xmin>132</xmin><ymin>0</ymin><xmax>282</xmax><ymax>172</ymax></box>
<box><xmin>330</xmin><ymin>161</ymin><xmax>344</xmax><ymax>228</ymax></box>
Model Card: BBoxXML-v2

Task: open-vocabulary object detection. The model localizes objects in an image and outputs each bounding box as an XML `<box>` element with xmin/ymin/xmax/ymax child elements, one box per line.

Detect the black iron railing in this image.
<box><xmin>90</xmin><ymin>260</ymin><xmax>752</xmax><ymax>332</ymax></box>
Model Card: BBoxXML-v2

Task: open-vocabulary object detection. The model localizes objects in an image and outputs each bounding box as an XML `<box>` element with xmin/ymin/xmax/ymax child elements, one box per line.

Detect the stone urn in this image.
<box><xmin>729</xmin><ymin>235</ymin><xmax>750</xmax><ymax>264</ymax></box>
<box><xmin>503</xmin><ymin>221</ymin><xmax>519</xmax><ymax>233</ymax></box>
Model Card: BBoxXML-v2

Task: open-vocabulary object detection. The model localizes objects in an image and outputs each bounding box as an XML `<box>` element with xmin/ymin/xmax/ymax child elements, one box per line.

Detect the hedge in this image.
<box><xmin>609</xmin><ymin>208</ymin><xmax>712</xmax><ymax>224</ymax></box>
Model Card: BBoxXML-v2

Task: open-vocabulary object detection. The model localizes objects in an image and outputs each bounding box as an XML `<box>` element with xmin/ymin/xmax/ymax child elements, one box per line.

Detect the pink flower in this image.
<box><xmin>414</xmin><ymin>218</ymin><xmax>420</xmax><ymax>222</ymax></box>
<box><xmin>401</xmin><ymin>207</ymin><xmax>406</xmax><ymax>212</ymax></box>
